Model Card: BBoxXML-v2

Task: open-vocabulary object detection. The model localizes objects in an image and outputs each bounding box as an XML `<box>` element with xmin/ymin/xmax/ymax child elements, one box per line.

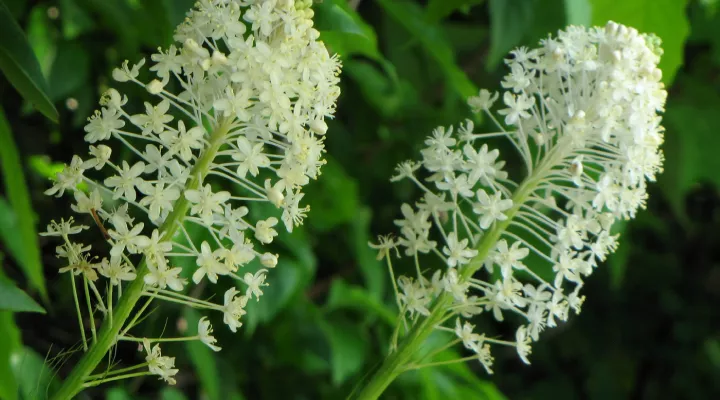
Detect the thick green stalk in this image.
<box><xmin>352</xmin><ymin>176</ymin><xmax>541</xmax><ymax>400</ymax></box>
<box><xmin>52</xmin><ymin>121</ymin><xmax>231</xmax><ymax>400</ymax></box>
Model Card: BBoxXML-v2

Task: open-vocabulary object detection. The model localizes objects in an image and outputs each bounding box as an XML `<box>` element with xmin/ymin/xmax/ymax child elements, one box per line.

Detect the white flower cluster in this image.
<box><xmin>375</xmin><ymin>22</ymin><xmax>666</xmax><ymax>373</ymax></box>
<box><xmin>43</xmin><ymin>0</ymin><xmax>340</xmax><ymax>385</ymax></box>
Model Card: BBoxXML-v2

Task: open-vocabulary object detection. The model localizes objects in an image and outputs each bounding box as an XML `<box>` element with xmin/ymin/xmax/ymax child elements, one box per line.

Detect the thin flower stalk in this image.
<box><xmin>357</xmin><ymin>21</ymin><xmax>666</xmax><ymax>399</ymax></box>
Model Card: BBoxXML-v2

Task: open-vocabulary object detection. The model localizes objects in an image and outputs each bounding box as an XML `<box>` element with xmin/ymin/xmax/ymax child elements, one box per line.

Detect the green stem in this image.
<box><xmin>52</xmin><ymin>120</ymin><xmax>231</xmax><ymax>400</ymax></box>
<box><xmin>352</xmin><ymin>176</ymin><xmax>541</xmax><ymax>400</ymax></box>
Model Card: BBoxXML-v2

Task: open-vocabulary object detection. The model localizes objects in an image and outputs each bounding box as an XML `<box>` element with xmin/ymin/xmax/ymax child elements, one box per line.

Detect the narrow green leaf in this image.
<box><xmin>0</xmin><ymin>278</ymin><xmax>45</xmax><ymax>313</ymax></box>
<box><xmin>319</xmin><ymin>316</ymin><xmax>368</xmax><ymax>385</ymax></box>
<box><xmin>590</xmin><ymin>0</ymin><xmax>690</xmax><ymax>84</ymax></box>
<box><xmin>0</xmin><ymin>311</ymin><xmax>22</xmax><ymax>400</ymax></box>
<box><xmin>425</xmin><ymin>0</ymin><xmax>486</xmax><ymax>22</ymax></box>
<box><xmin>376</xmin><ymin>0</ymin><xmax>478</xmax><ymax>99</ymax></box>
<box><xmin>487</xmin><ymin>0</ymin><xmax>534</xmax><ymax>70</ymax></box>
<box><xmin>0</xmin><ymin>197</ymin><xmax>25</xmax><ymax>268</ymax></box>
<box><xmin>0</xmin><ymin>1</ymin><xmax>58</xmax><ymax>122</ymax></box>
<box><xmin>0</xmin><ymin>107</ymin><xmax>47</xmax><ymax>301</ymax></box>
<box><xmin>325</xmin><ymin>280</ymin><xmax>396</xmax><ymax>326</ymax></box>
<box><xmin>183</xmin><ymin>308</ymin><xmax>221</xmax><ymax>400</ymax></box>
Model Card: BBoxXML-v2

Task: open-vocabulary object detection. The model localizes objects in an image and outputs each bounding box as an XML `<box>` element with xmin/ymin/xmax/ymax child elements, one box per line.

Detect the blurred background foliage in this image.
<box><xmin>0</xmin><ymin>0</ymin><xmax>718</xmax><ymax>399</ymax></box>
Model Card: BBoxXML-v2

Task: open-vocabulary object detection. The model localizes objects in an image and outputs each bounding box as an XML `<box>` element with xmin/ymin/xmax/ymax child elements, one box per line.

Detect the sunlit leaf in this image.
<box><xmin>0</xmin><ymin>2</ymin><xmax>58</xmax><ymax>122</ymax></box>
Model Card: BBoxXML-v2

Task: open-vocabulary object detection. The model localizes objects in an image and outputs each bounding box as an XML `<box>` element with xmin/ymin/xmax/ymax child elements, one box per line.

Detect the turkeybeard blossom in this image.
<box><xmin>376</xmin><ymin>22</ymin><xmax>666</xmax><ymax>373</ymax></box>
<box><xmin>43</xmin><ymin>0</ymin><xmax>340</xmax><ymax>388</ymax></box>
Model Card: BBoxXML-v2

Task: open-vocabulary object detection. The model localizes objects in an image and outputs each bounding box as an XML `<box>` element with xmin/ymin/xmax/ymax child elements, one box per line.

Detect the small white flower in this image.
<box><xmin>107</xmin><ymin>220</ymin><xmax>148</xmax><ymax>257</ymax></box>
<box><xmin>98</xmin><ymin>257</ymin><xmax>136</xmax><ymax>285</ymax></box>
<box><xmin>515</xmin><ymin>326</ymin><xmax>532</xmax><ymax>365</ymax></box>
<box><xmin>104</xmin><ymin>161</ymin><xmax>146</xmax><ymax>202</ymax></box>
<box><xmin>198</xmin><ymin>317</ymin><xmax>221</xmax><ymax>352</ymax></box>
<box><xmin>467</xmin><ymin>89</ymin><xmax>499</xmax><ymax>113</ymax></box>
<box><xmin>473</xmin><ymin>190</ymin><xmax>513</xmax><ymax>229</ymax></box>
<box><xmin>443</xmin><ymin>232</ymin><xmax>478</xmax><ymax>268</ymax></box>
<box><xmin>243</xmin><ymin>269</ymin><xmax>268</xmax><ymax>300</ymax></box>
<box><xmin>222</xmin><ymin>287</ymin><xmax>248</xmax><ymax>333</ymax></box>
<box><xmin>254</xmin><ymin>217</ymin><xmax>278</xmax><ymax>244</ymax></box>
<box><xmin>185</xmin><ymin>184</ymin><xmax>231</xmax><ymax>226</ymax></box>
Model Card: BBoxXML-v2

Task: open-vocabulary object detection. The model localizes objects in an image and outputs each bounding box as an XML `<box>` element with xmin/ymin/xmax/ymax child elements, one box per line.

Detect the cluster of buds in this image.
<box><xmin>374</xmin><ymin>21</ymin><xmax>666</xmax><ymax>373</ymax></box>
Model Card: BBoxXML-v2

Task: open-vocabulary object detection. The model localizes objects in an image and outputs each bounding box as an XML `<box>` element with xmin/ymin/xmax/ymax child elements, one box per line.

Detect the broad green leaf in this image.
<box><xmin>590</xmin><ymin>0</ymin><xmax>690</xmax><ymax>84</ymax></box>
<box><xmin>0</xmin><ymin>311</ymin><xmax>21</xmax><ymax>400</ymax></box>
<box><xmin>487</xmin><ymin>0</ymin><xmax>534</xmax><ymax>69</ymax></box>
<box><xmin>325</xmin><ymin>279</ymin><xmax>395</xmax><ymax>326</ymax></box>
<box><xmin>343</xmin><ymin>59</ymin><xmax>405</xmax><ymax>118</ymax></box>
<box><xmin>659</xmin><ymin>75</ymin><xmax>720</xmax><ymax>221</ymax></box>
<box><xmin>161</xmin><ymin>388</ymin><xmax>189</xmax><ymax>400</ymax></box>
<box><xmin>183</xmin><ymin>308</ymin><xmax>221</xmax><ymax>400</ymax></box>
<box><xmin>565</xmin><ymin>0</ymin><xmax>592</xmax><ymax>26</ymax></box>
<box><xmin>0</xmin><ymin>2</ymin><xmax>58</xmax><ymax>121</ymax></box>
<box><xmin>106</xmin><ymin>387</ymin><xmax>132</xmax><ymax>400</ymax></box>
<box><xmin>376</xmin><ymin>0</ymin><xmax>478</xmax><ymax>99</ymax></box>
<box><xmin>244</xmin><ymin>258</ymin><xmax>306</xmax><ymax>333</ymax></box>
<box><xmin>0</xmin><ymin>107</ymin><xmax>47</xmax><ymax>301</ymax></box>
<box><xmin>11</xmin><ymin>347</ymin><xmax>60</xmax><ymax>400</ymax></box>
<box><xmin>425</xmin><ymin>0</ymin><xmax>486</xmax><ymax>22</ymax></box>
<box><xmin>48</xmin><ymin>40</ymin><xmax>89</xmax><ymax>101</ymax></box>
<box><xmin>315</xmin><ymin>0</ymin><xmax>381</xmax><ymax>59</ymax></box>
<box><xmin>0</xmin><ymin>278</ymin><xmax>45</xmax><ymax>313</ymax></box>
<box><xmin>319</xmin><ymin>316</ymin><xmax>368</xmax><ymax>385</ymax></box>
<box><xmin>304</xmin><ymin>157</ymin><xmax>359</xmax><ymax>231</ymax></box>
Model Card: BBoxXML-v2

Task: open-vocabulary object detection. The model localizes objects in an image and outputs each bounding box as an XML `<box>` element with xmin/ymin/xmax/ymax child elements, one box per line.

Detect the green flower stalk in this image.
<box><xmin>42</xmin><ymin>0</ymin><xmax>340</xmax><ymax>398</ymax></box>
<box><xmin>358</xmin><ymin>21</ymin><xmax>666</xmax><ymax>399</ymax></box>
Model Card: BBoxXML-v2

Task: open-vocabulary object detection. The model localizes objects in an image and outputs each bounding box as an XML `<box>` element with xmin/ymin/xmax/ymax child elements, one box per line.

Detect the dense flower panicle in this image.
<box><xmin>377</xmin><ymin>22</ymin><xmax>666</xmax><ymax>373</ymax></box>
<box><xmin>43</xmin><ymin>0</ymin><xmax>340</xmax><ymax>385</ymax></box>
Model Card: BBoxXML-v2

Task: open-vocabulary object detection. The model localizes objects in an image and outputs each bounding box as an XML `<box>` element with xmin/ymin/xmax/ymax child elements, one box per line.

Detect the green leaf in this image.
<box><xmin>11</xmin><ymin>347</ymin><xmax>60</xmax><ymax>400</ymax></box>
<box><xmin>589</xmin><ymin>0</ymin><xmax>690</xmax><ymax>84</ymax></box>
<box><xmin>0</xmin><ymin>278</ymin><xmax>45</xmax><ymax>313</ymax></box>
<box><xmin>425</xmin><ymin>0</ymin><xmax>486</xmax><ymax>22</ymax></box>
<box><xmin>325</xmin><ymin>279</ymin><xmax>396</xmax><ymax>326</ymax></box>
<box><xmin>315</xmin><ymin>0</ymin><xmax>381</xmax><ymax>59</ymax></box>
<box><xmin>183</xmin><ymin>308</ymin><xmax>221</xmax><ymax>400</ymax></box>
<box><xmin>48</xmin><ymin>40</ymin><xmax>89</xmax><ymax>101</ymax></box>
<box><xmin>376</xmin><ymin>0</ymin><xmax>478</xmax><ymax>99</ymax></box>
<box><xmin>160</xmin><ymin>387</ymin><xmax>189</xmax><ymax>400</ymax></box>
<box><xmin>349</xmin><ymin>208</ymin><xmax>385</xmax><ymax>299</ymax></box>
<box><xmin>565</xmin><ymin>0</ymin><xmax>592</xmax><ymax>26</ymax></box>
<box><xmin>0</xmin><ymin>107</ymin><xmax>47</xmax><ymax>301</ymax></box>
<box><xmin>659</xmin><ymin>74</ymin><xmax>720</xmax><ymax>221</ymax></box>
<box><xmin>607</xmin><ymin>219</ymin><xmax>629</xmax><ymax>289</ymax></box>
<box><xmin>106</xmin><ymin>387</ymin><xmax>132</xmax><ymax>400</ymax></box>
<box><xmin>304</xmin><ymin>157</ymin><xmax>359</xmax><ymax>231</ymax></box>
<box><xmin>487</xmin><ymin>0</ymin><xmax>534</xmax><ymax>70</ymax></box>
<box><xmin>0</xmin><ymin>1</ymin><xmax>58</xmax><ymax>122</ymax></box>
<box><xmin>0</xmin><ymin>311</ymin><xmax>22</xmax><ymax>400</ymax></box>
<box><xmin>0</xmin><ymin>197</ymin><xmax>25</xmax><ymax>268</ymax></box>
<box><xmin>319</xmin><ymin>316</ymin><xmax>368</xmax><ymax>385</ymax></box>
